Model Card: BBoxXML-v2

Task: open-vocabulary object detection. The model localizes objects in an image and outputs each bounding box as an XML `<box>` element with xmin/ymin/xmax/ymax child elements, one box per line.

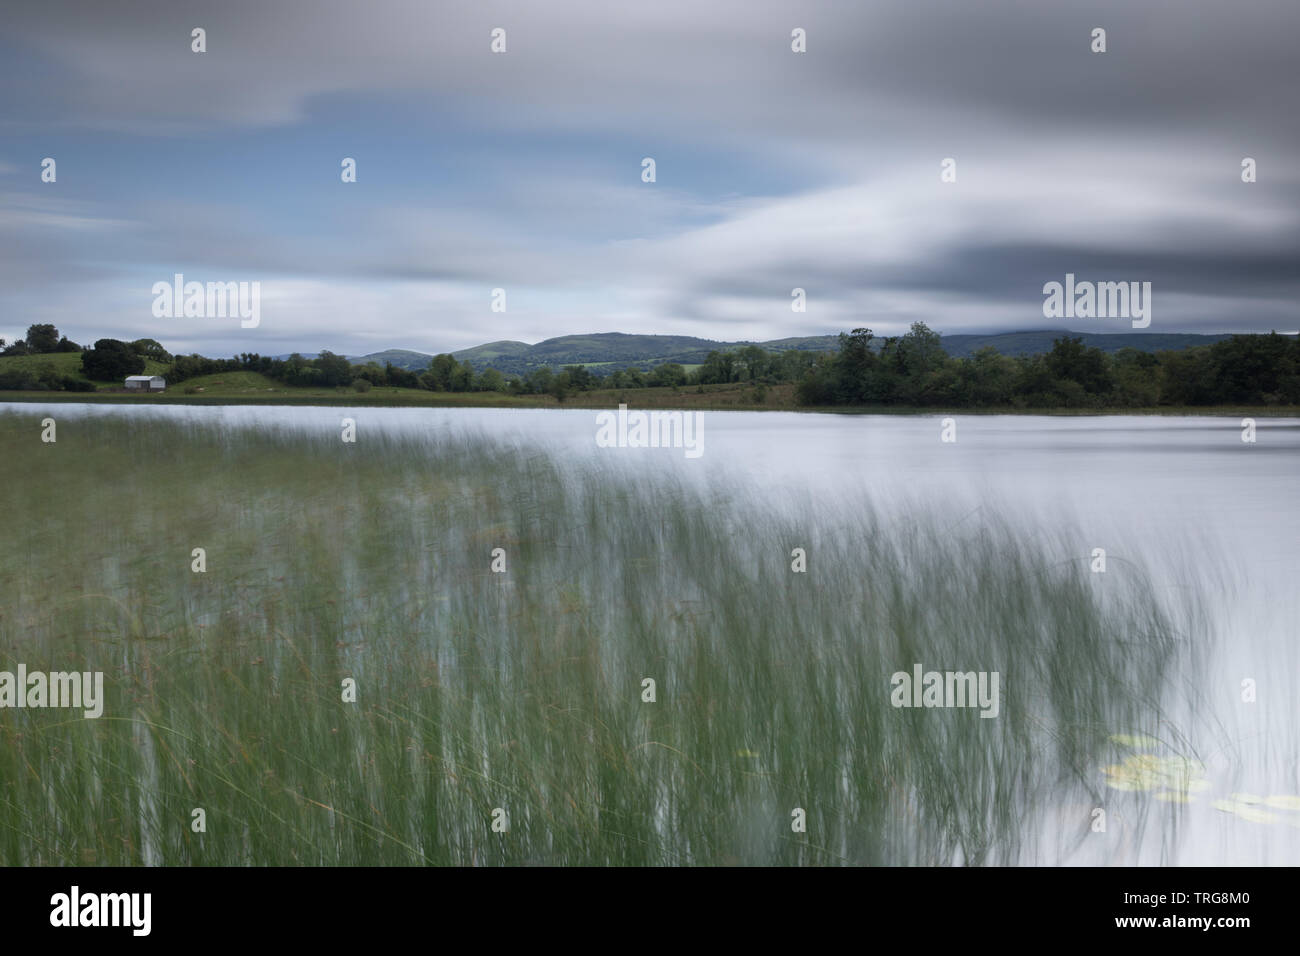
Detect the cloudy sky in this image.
<box><xmin>1</xmin><ymin>0</ymin><xmax>1296</xmax><ymax>357</ymax></box>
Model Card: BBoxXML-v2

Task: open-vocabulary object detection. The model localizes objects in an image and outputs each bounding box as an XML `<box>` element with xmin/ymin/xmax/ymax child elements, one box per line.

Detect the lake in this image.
<box><xmin>5</xmin><ymin>402</ymin><xmax>1298</xmax><ymax>864</ymax></box>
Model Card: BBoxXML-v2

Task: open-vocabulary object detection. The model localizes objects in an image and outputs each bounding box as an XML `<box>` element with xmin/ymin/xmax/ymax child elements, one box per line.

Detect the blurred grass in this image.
<box><xmin>0</xmin><ymin>411</ymin><xmax>1197</xmax><ymax>865</ymax></box>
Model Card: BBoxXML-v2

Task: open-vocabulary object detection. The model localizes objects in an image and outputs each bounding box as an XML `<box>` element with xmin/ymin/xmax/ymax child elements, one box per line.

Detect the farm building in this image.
<box><xmin>124</xmin><ymin>375</ymin><xmax>166</xmax><ymax>392</ymax></box>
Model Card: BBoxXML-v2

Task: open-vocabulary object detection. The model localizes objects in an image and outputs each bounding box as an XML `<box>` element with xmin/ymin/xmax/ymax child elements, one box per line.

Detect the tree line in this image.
<box><xmin>163</xmin><ymin>345</ymin><xmax>818</xmax><ymax>399</ymax></box>
<box><xmin>3</xmin><ymin>321</ymin><xmax>1298</xmax><ymax>407</ymax></box>
<box><xmin>797</xmin><ymin>323</ymin><xmax>1300</xmax><ymax>408</ymax></box>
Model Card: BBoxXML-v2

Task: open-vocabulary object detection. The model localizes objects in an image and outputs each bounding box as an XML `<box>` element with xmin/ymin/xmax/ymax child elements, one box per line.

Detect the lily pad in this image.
<box><xmin>1212</xmin><ymin>798</ymin><xmax>1281</xmax><ymax>825</ymax></box>
<box><xmin>1233</xmin><ymin>805</ymin><xmax>1278</xmax><ymax>824</ymax></box>
<box><xmin>1263</xmin><ymin>795</ymin><xmax>1300</xmax><ymax>811</ymax></box>
<box><xmin>1102</xmin><ymin>753</ymin><xmax>1210</xmax><ymax>795</ymax></box>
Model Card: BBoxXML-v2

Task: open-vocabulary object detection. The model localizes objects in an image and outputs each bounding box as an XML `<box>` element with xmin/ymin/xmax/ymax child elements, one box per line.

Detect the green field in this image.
<box><xmin>0</xmin><ymin>411</ymin><xmax>1203</xmax><ymax>864</ymax></box>
<box><xmin>4</xmin><ymin>351</ymin><xmax>1299</xmax><ymax>414</ymax></box>
<box><xmin>0</xmin><ymin>352</ymin><xmax>170</xmax><ymax>387</ymax></box>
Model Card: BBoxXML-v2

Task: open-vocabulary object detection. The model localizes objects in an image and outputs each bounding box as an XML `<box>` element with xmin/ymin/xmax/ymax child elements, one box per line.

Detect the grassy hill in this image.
<box><xmin>442</xmin><ymin>330</ymin><xmax>1249</xmax><ymax>374</ymax></box>
<box><xmin>449</xmin><ymin>332</ymin><xmax>840</xmax><ymax>375</ymax></box>
<box><xmin>0</xmin><ymin>352</ymin><xmax>170</xmax><ymax>388</ymax></box>
<box><xmin>348</xmin><ymin>348</ymin><xmax>440</xmax><ymax>370</ymax></box>
<box><xmin>339</xmin><ymin>333</ymin><xmax>833</xmax><ymax>377</ymax></box>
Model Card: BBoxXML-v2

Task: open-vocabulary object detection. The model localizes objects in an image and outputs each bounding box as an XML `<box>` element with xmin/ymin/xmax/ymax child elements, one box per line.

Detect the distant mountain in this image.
<box><xmin>348</xmin><ymin>348</ymin><xmax>438</xmax><ymax>370</ymax></box>
<box><xmin>446</xmin><ymin>330</ymin><xmax>1246</xmax><ymax>374</ymax></box>
<box><xmin>453</xmin><ymin>333</ymin><xmax>705</xmax><ymax>374</ymax></box>
<box><xmin>448</xmin><ymin>332</ymin><xmax>841</xmax><ymax>376</ymax></box>
<box><xmin>271</xmin><ymin>329</ymin><xmax>1255</xmax><ymax>376</ymax></box>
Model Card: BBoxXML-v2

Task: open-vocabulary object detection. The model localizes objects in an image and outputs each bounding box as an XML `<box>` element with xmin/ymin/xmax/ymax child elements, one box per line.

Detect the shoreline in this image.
<box><xmin>1</xmin><ymin>390</ymin><xmax>1297</xmax><ymax>417</ymax></box>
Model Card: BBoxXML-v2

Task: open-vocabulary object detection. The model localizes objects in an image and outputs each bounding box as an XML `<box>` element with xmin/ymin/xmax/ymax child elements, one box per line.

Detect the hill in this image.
<box><xmin>348</xmin><ymin>348</ymin><xmax>440</xmax><ymax>370</ymax></box>
<box><xmin>0</xmin><ymin>351</ymin><xmax>170</xmax><ymax>388</ymax></box>
<box><xmin>13</xmin><ymin>329</ymin><xmax>1262</xmax><ymax>386</ymax></box>
<box><xmin>448</xmin><ymin>332</ymin><xmax>841</xmax><ymax>376</ymax></box>
<box><xmin>441</xmin><ymin>330</ymin><xmax>1248</xmax><ymax>374</ymax></box>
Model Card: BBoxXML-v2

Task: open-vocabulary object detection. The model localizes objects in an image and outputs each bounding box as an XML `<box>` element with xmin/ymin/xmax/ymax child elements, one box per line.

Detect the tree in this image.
<box><xmin>420</xmin><ymin>354</ymin><xmax>459</xmax><ymax>391</ymax></box>
<box><xmin>959</xmin><ymin>346</ymin><xmax>1018</xmax><ymax>407</ymax></box>
<box><xmin>81</xmin><ymin>339</ymin><xmax>145</xmax><ymax>381</ymax></box>
<box><xmin>649</xmin><ymin>362</ymin><xmax>686</xmax><ymax>387</ymax></box>
<box><xmin>1111</xmin><ymin>348</ymin><xmax>1160</xmax><ymax>407</ymax></box>
<box><xmin>384</xmin><ymin>362</ymin><xmax>421</xmax><ymax>389</ymax></box>
<box><xmin>315</xmin><ymin>350</ymin><xmax>354</xmax><ymax>387</ymax></box>
<box><xmin>450</xmin><ymin>360</ymin><xmax>475</xmax><ymax>392</ymax></box>
<box><xmin>830</xmin><ymin>327</ymin><xmax>894</xmax><ymax>403</ymax></box>
<box><xmin>130</xmin><ymin>338</ymin><xmax>171</xmax><ymax>362</ymax></box>
<box><xmin>526</xmin><ymin>366</ymin><xmax>555</xmax><ymax>395</ymax></box>
<box><xmin>1045</xmin><ymin>336</ymin><xmax>1112</xmax><ymax>399</ymax></box>
<box><xmin>25</xmin><ymin>324</ymin><xmax>60</xmax><ymax>354</ymax></box>
<box><xmin>1207</xmin><ymin>331</ymin><xmax>1298</xmax><ymax>404</ymax></box>
<box><xmin>548</xmin><ymin>371</ymin><xmax>570</xmax><ymax>402</ymax></box>
<box><xmin>736</xmin><ymin>345</ymin><xmax>770</xmax><ymax>381</ymax></box>
<box><xmin>354</xmin><ymin>362</ymin><xmax>387</xmax><ymax>386</ymax></box>
<box><xmin>476</xmin><ymin>368</ymin><xmax>505</xmax><ymax>392</ymax></box>
<box><xmin>698</xmin><ymin>350</ymin><xmax>737</xmax><ymax>384</ymax></box>
<box><xmin>894</xmin><ymin>322</ymin><xmax>945</xmax><ymax>378</ymax></box>
<box><xmin>795</xmin><ymin>353</ymin><xmax>840</xmax><ymax>405</ymax></box>
<box><xmin>562</xmin><ymin>365</ymin><xmax>594</xmax><ymax>391</ymax></box>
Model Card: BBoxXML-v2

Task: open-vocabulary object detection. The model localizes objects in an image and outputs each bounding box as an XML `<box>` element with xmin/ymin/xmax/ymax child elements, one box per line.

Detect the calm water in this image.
<box><xmin>9</xmin><ymin>403</ymin><xmax>1299</xmax><ymax>864</ymax></box>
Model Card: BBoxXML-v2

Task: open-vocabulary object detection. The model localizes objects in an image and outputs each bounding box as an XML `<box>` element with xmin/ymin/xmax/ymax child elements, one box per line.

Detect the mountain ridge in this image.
<box><xmin>257</xmin><ymin>329</ymin><xmax>1273</xmax><ymax>374</ymax></box>
<box><xmin>337</xmin><ymin>329</ymin><xmax>1249</xmax><ymax>374</ymax></box>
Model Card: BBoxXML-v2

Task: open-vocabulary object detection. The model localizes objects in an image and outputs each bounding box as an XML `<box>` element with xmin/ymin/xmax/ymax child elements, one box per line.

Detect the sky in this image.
<box><xmin>1</xmin><ymin>0</ymin><xmax>1296</xmax><ymax>358</ymax></box>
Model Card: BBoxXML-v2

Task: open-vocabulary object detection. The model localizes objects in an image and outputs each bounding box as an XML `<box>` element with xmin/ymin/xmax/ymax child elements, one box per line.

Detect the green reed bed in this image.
<box><xmin>0</xmin><ymin>412</ymin><xmax>1200</xmax><ymax>865</ymax></box>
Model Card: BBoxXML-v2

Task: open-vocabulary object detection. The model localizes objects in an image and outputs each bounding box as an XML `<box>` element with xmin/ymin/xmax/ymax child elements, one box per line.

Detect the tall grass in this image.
<box><xmin>0</xmin><ymin>412</ymin><xmax>1201</xmax><ymax>865</ymax></box>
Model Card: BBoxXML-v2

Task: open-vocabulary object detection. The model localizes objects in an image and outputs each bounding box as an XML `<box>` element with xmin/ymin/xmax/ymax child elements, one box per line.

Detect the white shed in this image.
<box><xmin>125</xmin><ymin>375</ymin><xmax>166</xmax><ymax>392</ymax></box>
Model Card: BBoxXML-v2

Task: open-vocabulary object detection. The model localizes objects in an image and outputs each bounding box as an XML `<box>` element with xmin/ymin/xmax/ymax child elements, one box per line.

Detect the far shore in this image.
<box><xmin>1</xmin><ymin>384</ymin><xmax>1297</xmax><ymax>417</ymax></box>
